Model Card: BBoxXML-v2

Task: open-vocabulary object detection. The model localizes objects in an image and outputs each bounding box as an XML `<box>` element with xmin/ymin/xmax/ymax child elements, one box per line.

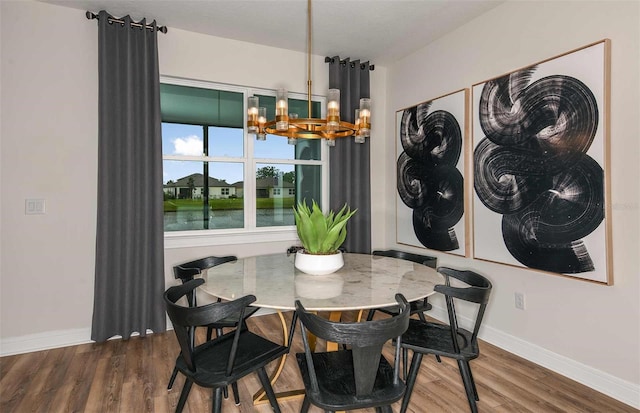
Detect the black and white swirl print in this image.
<box><xmin>474</xmin><ymin>67</ymin><xmax>603</xmax><ymax>274</ymax></box>
<box><xmin>397</xmin><ymin>102</ymin><xmax>464</xmax><ymax>251</ymax></box>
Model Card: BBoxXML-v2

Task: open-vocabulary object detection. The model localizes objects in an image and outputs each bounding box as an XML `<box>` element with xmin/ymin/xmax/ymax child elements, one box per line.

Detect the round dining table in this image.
<box><xmin>201</xmin><ymin>252</ymin><xmax>442</xmax><ymax>312</ymax></box>
<box><xmin>200</xmin><ymin>252</ymin><xmax>443</xmax><ymax>405</ymax></box>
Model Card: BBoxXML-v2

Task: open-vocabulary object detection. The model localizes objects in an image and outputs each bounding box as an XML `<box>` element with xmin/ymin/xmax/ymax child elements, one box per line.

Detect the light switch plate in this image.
<box><xmin>25</xmin><ymin>199</ymin><xmax>46</xmax><ymax>214</ymax></box>
<box><xmin>514</xmin><ymin>292</ymin><xmax>526</xmax><ymax>310</ymax></box>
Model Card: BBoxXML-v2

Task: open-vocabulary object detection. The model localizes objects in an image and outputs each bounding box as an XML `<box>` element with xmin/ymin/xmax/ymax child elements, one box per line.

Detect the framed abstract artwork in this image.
<box><xmin>396</xmin><ymin>89</ymin><xmax>469</xmax><ymax>257</ymax></box>
<box><xmin>472</xmin><ymin>39</ymin><xmax>612</xmax><ymax>284</ymax></box>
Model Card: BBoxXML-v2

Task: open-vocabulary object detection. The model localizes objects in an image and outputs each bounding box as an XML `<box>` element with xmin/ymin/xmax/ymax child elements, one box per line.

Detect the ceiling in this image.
<box><xmin>39</xmin><ymin>0</ymin><xmax>504</xmax><ymax>66</ymax></box>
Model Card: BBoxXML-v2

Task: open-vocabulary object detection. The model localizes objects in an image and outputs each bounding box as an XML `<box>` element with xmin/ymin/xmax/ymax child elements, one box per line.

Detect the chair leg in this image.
<box><xmin>400</xmin><ymin>352</ymin><xmax>423</xmax><ymax>413</ymax></box>
<box><xmin>167</xmin><ymin>366</ymin><xmax>179</xmax><ymax>390</ymax></box>
<box><xmin>257</xmin><ymin>366</ymin><xmax>281</xmax><ymax>413</ymax></box>
<box><xmin>212</xmin><ymin>387</ymin><xmax>223</xmax><ymax>413</ymax></box>
<box><xmin>466</xmin><ymin>361</ymin><xmax>479</xmax><ymax>400</ymax></box>
<box><xmin>231</xmin><ymin>382</ymin><xmax>240</xmax><ymax>405</ymax></box>
<box><xmin>206</xmin><ymin>326</ymin><xmax>214</xmax><ymax>341</ymax></box>
<box><xmin>436</xmin><ymin>355</ymin><xmax>442</xmax><ymax>363</ymax></box>
<box><xmin>402</xmin><ymin>348</ymin><xmax>409</xmax><ymax>381</ymax></box>
<box><xmin>366</xmin><ymin>309</ymin><xmax>376</xmax><ymax>321</ymax></box>
<box><xmin>457</xmin><ymin>360</ymin><xmax>479</xmax><ymax>413</ymax></box>
<box><xmin>300</xmin><ymin>395</ymin><xmax>311</xmax><ymax>413</ymax></box>
<box><xmin>417</xmin><ymin>311</ymin><xmax>427</xmax><ymax>322</ymax></box>
<box><xmin>175</xmin><ymin>379</ymin><xmax>193</xmax><ymax>413</ymax></box>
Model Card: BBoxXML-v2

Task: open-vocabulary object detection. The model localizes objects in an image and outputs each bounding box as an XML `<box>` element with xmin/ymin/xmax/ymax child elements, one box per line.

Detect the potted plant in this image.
<box><xmin>292</xmin><ymin>200</ymin><xmax>357</xmax><ymax>275</ymax></box>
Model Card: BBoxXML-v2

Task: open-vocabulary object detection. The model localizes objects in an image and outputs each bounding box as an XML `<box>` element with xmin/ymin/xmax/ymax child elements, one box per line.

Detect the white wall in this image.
<box><xmin>382</xmin><ymin>0</ymin><xmax>639</xmax><ymax>406</ymax></box>
<box><xmin>0</xmin><ymin>0</ymin><xmax>386</xmax><ymax>344</ymax></box>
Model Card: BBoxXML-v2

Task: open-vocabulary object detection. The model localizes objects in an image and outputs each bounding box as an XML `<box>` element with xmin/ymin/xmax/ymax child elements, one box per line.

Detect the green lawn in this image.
<box><xmin>164</xmin><ymin>197</ymin><xmax>295</xmax><ymax>212</ymax></box>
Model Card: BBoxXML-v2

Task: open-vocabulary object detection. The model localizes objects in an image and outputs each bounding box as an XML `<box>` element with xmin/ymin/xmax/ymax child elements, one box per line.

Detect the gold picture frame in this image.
<box><xmin>395</xmin><ymin>88</ymin><xmax>470</xmax><ymax>257</ymax></box>
<box><xmin>471</xmin><ymin>39</ymin><xmax>612</xmax><ymax>284</ymax></box>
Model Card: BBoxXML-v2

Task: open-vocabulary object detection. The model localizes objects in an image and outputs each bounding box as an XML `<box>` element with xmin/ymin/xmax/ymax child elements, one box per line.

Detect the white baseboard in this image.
<box><xmin>0</xmin><ymin>310</ymin><xmax>277</xmax><ymax>357</ymax></box>
<box><xmin>428</xmin><ymin>306</ymin><xmax>640</xmax><ymax>409</ymax></box>
<box><xmin>0</xmin><ymin>328</ymin><xmax>92</xmax><ymax>356</ymax></box>
<box><xmin>2</xmin><ymin>309</ymin><xmax>638</xmax><ymax>409</ymax></box>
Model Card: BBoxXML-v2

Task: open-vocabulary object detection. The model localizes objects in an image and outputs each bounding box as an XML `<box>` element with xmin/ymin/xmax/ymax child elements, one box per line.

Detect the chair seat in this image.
<box><xmin>402</xmin><ymin>319</ymin><xmax>478</xmax><ymax>360</ymax></box>
<box><xmin>176</xmin><ymin>330</ymin><xmax>286</xmax><ymax>388</ymax></box>
<box><xmin>377</xmin><ymin>300</ymin><xmax>432</xmax><ymax>316</ymax></box>
<box><xmin>296</xmin><ymin>350</ymin><xmax>405</xmax><ymax>411</ymax></box>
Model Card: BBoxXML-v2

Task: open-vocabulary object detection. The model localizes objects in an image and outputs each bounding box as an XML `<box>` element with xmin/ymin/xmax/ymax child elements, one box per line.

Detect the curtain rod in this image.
<box><xmin>86</xmin><ymin>11</ymin><xmax>168</xmax><ymax>34</ymax></box>
<box><xmin>324</xmin><ymin>57</ymin><xmax>374</xmax><ymax>71</ymax></box>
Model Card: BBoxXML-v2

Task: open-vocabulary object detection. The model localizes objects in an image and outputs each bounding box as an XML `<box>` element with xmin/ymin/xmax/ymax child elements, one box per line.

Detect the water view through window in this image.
<box><xmin>162</xmin><ymin>123</ymin><xmax>322</xmax><ymax>231</ymax></box>
<box><xmin>161</xmin><ymin>82</ymin><xmax>324</xmax><ymax>232</ymax></box>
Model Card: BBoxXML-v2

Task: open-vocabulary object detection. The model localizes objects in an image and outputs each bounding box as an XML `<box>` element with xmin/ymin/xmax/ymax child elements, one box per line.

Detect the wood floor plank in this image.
<box><xmin>470</xmin><ymin>362</ymin><xmax>567</xmax><ymax>412</ymax></box>
<box><xmin>84</xmin><ymin>353</ymin><xmax>126</xmax><ymax>412</ymax></box>
<box><xmin>11</xmin><ymin>346</ymin><xmax>76</xmax><ymax>413</ymax></box>
<box><xmin>48</xmin><ymin>350</ymin><xmax>98</xmax><ymax>413</ymax></box>
<box><xmin>1</xmin><ymin>312</ymin><xmax>637</xmax><ymax>413</ymax></box>
<box><xmin>0</xmin><ymin>350</ymin><xmax>49</xmax><ymax>412</ymax></box>
<box><xmin>0</xmin><ymin>354</ymin><xmax>19</xmax><ymax>381</ymax></box>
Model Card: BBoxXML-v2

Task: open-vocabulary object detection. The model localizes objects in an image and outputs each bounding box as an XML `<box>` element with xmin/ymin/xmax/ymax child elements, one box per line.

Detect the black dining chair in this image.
<box><xmin>294</xmin><ymin>294</ymin><xmax>410</xmax><ymax>413</ymax></box>
<box><xmin>399</xmin><ymin>267</ymin><xmax>492</xmax><ymax>413</ymax></box>
<box><xmin>168</xmin><ymin>255</ymin><xmax>259</xmax><ymax>405</ymax></box>
<box><xmin>366</xmin><ymin>250</ymin><xmax>437</xmax><ymax>322</ymax></box>
<box><xmin>164</xmin><ymin>278</ymin><xmax>294</xmax><ymax>413</ymax></box>
<box><xmin>173</xmin><ymin>255</ymin><xmax>260</xmax><ymax>340</ymax></box>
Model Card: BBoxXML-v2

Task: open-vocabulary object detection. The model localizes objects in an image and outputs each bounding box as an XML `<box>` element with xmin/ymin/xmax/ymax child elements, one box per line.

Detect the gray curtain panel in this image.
<box><xmin>91</xmin><ymin>11</ymin><xmax>165</xmax><ymax>342</ymax></box>
<box><xmin>328</xmin><ymin>57</ymin><xmax>372</xmax><ymax>254</ymax></box>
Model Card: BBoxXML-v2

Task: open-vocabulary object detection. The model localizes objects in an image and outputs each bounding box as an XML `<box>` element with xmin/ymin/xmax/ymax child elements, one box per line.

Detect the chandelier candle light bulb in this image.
<box><xmin>354</xmin><ymin>109</ymin><xmax>365</xmax><ymax>143</ymax></box>
<box><xmin>247</xmin><ymin>97</ymin><xmax>259</xmax><ymax>134</ymax></box>
<box><xmin>326</xmin><ymin>89</ymin><xmax>340</xmax><ymax>131</ymax></box>
<box><xmin>257</xmin><ymin>107</ymin><xmax>267</xmax><ymax>140</ymax></box>
<box><xmin>288</xmin><ymin>113</ymin><xmax>299</xmax><ymax>145</ymax></box>
<box><xmin>359</xmin><ymin>98</ymin><xmax>371</xmax><ymax>137</ymax></box>
<box><xmin>276</xmin><ymin>89</ymin><xmax>289</xmax><ymax>131</ymax></box>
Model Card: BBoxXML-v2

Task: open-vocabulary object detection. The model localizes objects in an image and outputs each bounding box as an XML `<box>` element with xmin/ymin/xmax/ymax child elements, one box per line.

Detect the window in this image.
<box><xmin>160</xmin><ymin>77</ymin><xmax>327</xmax><ymax>241</ymax></box>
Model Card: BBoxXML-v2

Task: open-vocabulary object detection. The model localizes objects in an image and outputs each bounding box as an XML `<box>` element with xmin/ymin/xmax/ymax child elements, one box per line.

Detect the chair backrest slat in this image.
<box><xmin>372</xmin><ymin>249</ymin><xmax>437</xmax><ymax>268</ymax></box>
<box><xmin>295</xmin><ymin>294</ymin><xmax>409</xmax><ymax>397</ymax></box>
<box><xmin>173</xmin><ymin>255</ymin><xmax>238</xmax><ymax>307</ymax></box>
<box><xmin>173</xmin><ymin>255</ymin><xmax>238</xmax><ymax>282</ymax></box>
<box><xmin>435</xmin><ymin>267</ymin><xmax>492</xmax><ymax>354</ymax></box>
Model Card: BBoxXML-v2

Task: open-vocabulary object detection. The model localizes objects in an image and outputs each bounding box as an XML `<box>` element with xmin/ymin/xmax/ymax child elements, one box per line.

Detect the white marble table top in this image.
<box><xmin>201</xmin><ymin>253</ymin><xmax>443</xmax><ymax>312</ymax></box>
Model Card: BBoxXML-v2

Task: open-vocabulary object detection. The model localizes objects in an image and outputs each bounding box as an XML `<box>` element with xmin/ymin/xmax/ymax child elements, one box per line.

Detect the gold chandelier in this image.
<box><xmin>247</xmin><ymin>0</ymin><xmax>371</xmax><ymax>146</ymax></box>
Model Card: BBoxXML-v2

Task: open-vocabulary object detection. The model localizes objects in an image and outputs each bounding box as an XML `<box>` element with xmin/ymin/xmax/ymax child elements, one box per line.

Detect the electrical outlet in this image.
<box><xmin>514</xmin><ymin>292</ymin><xmax>526</xmax><ymax>310</ymax></box>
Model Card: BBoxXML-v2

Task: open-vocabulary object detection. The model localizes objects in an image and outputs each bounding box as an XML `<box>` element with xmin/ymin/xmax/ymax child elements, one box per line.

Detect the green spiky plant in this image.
<box><xmin>293</xmin><ymin>200</ymin><xmax>357</xmax><ymax>255</ymax></box>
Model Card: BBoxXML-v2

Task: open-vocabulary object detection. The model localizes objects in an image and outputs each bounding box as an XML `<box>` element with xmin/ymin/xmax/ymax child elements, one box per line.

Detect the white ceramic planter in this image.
<box><xmin>294</xmin><ymin>250</ymin><xmax>344</xmax><ymax>276</ymax></box>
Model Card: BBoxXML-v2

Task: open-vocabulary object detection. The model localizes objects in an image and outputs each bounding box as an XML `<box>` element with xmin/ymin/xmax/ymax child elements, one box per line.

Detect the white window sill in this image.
<box><xmin>164</xmin><ymin>227</ymin><xmax>299</xmax><ymax>249</ymax></box>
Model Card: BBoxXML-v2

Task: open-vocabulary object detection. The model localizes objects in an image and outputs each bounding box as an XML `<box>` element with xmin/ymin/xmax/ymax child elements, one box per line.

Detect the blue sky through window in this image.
<box><xmin>162</xmin><ymin>123</ymin><xmax>295</xmax><ymax>185</ymax></box>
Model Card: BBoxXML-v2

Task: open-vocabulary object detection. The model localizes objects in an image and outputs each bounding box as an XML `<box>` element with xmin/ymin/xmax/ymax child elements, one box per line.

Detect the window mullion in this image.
<box><xmin>244</xmin><ymin>93</ymin><xmax>257</xmax><ymax>229</ymax></box>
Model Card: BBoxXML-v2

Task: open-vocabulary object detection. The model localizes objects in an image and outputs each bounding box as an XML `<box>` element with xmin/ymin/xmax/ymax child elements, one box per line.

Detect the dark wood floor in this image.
<box><xmin>1</xmin><ymin>311</ymin><xmax>637</xmax><ymax>413</ymax></box>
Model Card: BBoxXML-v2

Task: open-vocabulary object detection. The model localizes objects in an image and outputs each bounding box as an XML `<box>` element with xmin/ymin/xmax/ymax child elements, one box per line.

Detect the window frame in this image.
<box><xmin>161</xmin><ymin>75</ymin><xmax>329</xmax><ymax>249</ymax></box>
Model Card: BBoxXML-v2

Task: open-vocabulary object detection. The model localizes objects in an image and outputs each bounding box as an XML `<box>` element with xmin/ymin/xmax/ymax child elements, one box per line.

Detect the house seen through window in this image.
<box><xmin>160</xmin><ymin>79</ymin><xmax>325</xmax><ymax>233</ymax></box>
